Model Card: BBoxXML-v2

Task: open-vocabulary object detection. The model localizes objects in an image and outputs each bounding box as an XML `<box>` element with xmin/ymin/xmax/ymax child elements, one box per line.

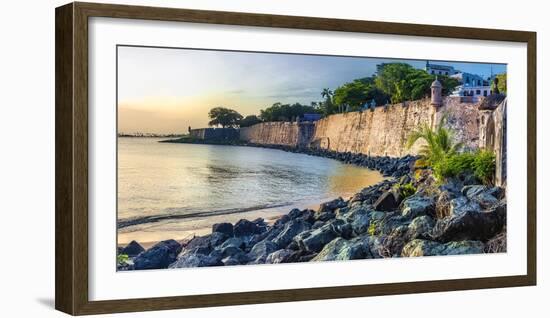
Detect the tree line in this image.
<box><xmin>206</xmin><ymin>63</ymin><xmax>502</xmax><ymax>128</ymax></box>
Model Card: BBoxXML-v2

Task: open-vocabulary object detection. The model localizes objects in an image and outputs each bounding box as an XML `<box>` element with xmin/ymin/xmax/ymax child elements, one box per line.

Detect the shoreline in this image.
<box><xmin>117</xmin><ymin>141</ymin><xmax>396</xmax><ymax>247</ymax></box>
<box><xmin>117</xmin><ymin>140</ymin><xmax>506</xmax><ymax>271</ymax></box>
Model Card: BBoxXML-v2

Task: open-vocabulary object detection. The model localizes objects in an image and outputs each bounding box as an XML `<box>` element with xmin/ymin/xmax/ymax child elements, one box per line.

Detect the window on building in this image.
<box><xmin>477</xmin><ymin>80</ymin><xmax>481</xmax><ymax>86</ymax></box>
<box><xmin>476</xmin><ymin>90</ymin><xmax>481</xmax><ymax>95</ymax></box>
<box><xmin>431</xmin><ymin>70</ymin><xmax>434</xmax><ymax>74</ymax></box>
<box><xmin>445</xmin><ymin>71</ymin><xmax>449</xmax><ymax>75</ymax></box>
<box><xmin>483</xmin><ymin>90</ymin><xmax>488</xmax><ymax>96</ymax></box>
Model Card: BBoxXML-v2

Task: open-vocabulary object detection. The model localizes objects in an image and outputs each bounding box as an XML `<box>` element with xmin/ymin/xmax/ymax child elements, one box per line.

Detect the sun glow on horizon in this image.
<box><xmin>117</xmin><ymin>46</ymin><xmax>506</xmax><ymax>134</ymax></box>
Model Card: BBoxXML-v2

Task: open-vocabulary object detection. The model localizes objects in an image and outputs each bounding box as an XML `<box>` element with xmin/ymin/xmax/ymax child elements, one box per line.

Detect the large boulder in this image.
<box><xmin>133</xmin><ymin>239</ymin><xmax>182</xmax><ymax>270</ymax></box>
<box><xmin>169</xmin><ymin>253</ymin><xmax>223</xmax><ymax>268</ymax></box>
<box><xmin>407</xmin><ymin>215</ymin><xmax>435</xmax><ymax>239</ymax></box>
<box><xmin>265</xmin><ymin>249</ymin><xmax>296</xmax><ymax>264</ymax></box>
<box><xmin>432</xmin><ymin>203</ymin><xmax>506</xmax><ymax>242</ymax></box>
<box><xmin>462</xmin><ymin>185</ymin><xmax>502</xmax><ymax>209</ymax></box>
<box><xmin>185</xmin><ymin>235</ymin><xmax>212</xmax><ymax>251</ymax></box>
<box><xmin>209</xmin><ymin>231</ymin><xmax>228</xmax><ymax>247</ymax></box>
<box><xmin>212</xmin><ymin>222</ymin><xmax>234</xmax><ymax>237</ymax></box>
<box><xmin>288</xmin><ymin>209</ymin><xmax>315</xmax><ymax>223</ymax></box>
<box><xmin>247</xmin><ymin>241</ymin><xmax>279</xmax><ymax>264</ymax></box>
<box><xmin>402</xmin><ymin>239</ymin><xmax>484</xmax><ymax>257</ymax></box>
<box><xmin>462</xmin><ymin>185</ymin><xmax>501</xmax><ymax>198</ymax></box>
<box><xmin>273</xmin><ymin>214</ymin><xmax>291</xmax><ymax>228</ymax></box>
<box><xmin>373</xmin><ymin>190</ymin><xmax>400</xmax><ymax>212</ymax></box>
<box><xmin>234</xmin><ymin>219</ymin><xmax>264</xmax><ymax>237</ymax></box>
<box><xmin>179</xmin><ymin>236</ymin><xmax>213</xmax><ymax>257</ymax></box>
<box><xmin>311</xmin><ymin>237</ymin><xmax>366</xmax><ymax>262</ymax></box>
<box><xmin>315</xmin><ymin>211</ymin><xmax>336</xmax><ymax>222</ymax></box>
<box><xmin>338</xmin><ymin>205</ymin><xmax>369</xmax><ymax>223</ymax></box>
<box><xmin>400</xmin><ymin>195</ymin><xmax>435</xmax><ymax>219</ymax></box>
<box><xmin>318</xmin><ymin>197</ymin><xmax>347</xmax><ymax>213</ymax></box>
<box><xmin>351</xmin><ymin>213</ymin><xmax>371</xmax><ymax>235</ymax></box>
<box><xmin>272</xmin><ymin>220</ymin><xmax>311</xmax><ymax>248</ymax></box>
<box><xmin>219</xmin><ymin>237</ymin><xmax>244</xmax><ymax>250</ymax></box>
<box><xmin>221</xmin><ymin>252</ymin><xmax>249</xmax><ymax>266</ymax></box>
<box><xmin>449</xmin><ymin>196</ymin><xmax>481</xmax><ymax>217</ymax></box>
<box><xmin>120</xmin><ymin>240</ymin><xmax>145</xmax><ymax>257</ymax></box>
<box><xmin>293</xmin><ymin>223</ymin><xmax>337</xmax><ymax>253</ymax></box>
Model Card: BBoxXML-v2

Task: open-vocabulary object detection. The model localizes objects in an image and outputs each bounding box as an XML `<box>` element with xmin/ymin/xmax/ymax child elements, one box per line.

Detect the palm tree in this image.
<box><xmin>321</xmin><ymin>88</ymin><xmax>333</xmax><ymax>99</ymax></box>
<box><xmin>406</xmin><ymin>115</ymin><xmax>462</xmax><ymax>168</ymax></box>
<box><xmin>321</xmin><ymin>88</ymin><xmax>335</xmax><ymax>115</ymax></box>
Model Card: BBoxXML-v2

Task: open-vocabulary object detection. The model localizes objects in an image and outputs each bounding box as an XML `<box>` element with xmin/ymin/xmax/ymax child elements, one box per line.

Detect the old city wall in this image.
<box><xmin>240</xmin><ymin>97</ymin><xmax>483</xmax><ymax>157</ymax></box>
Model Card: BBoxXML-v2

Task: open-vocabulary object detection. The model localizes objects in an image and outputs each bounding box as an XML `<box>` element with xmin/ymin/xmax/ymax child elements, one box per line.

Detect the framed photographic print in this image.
<box><xmin>55</xmin><ymin>2</ymin><xmax>536</xmax><ymax>315</ymax></box>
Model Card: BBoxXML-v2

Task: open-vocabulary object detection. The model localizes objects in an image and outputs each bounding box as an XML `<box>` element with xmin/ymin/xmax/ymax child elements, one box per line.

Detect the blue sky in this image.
<box><xmin>117</xmin><ymin>46</ymin><xmax>506</xmax><ymax>133</ymax></box>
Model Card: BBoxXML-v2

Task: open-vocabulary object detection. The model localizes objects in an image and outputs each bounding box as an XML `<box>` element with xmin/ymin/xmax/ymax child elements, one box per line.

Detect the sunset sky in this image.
<box><xmin>117</xmin><ymin>46</ymin><xmax>506</xmax><ymax>134</ymax></box>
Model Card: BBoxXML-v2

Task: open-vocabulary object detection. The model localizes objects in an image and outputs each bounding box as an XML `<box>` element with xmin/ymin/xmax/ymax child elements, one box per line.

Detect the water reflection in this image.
<box><xmin>117</xmin><ymin>138</ymin><xmax>384</xmax><ymax>243</ymax></box>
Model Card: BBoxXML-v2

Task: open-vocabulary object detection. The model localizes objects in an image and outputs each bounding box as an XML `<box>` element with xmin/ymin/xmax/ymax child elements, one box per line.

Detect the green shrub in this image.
<box><xmin>396</xmin><ymin>182</ymin><xmax>416</xmax><ymax>199</ymax></box>
<box><xmin>367</xmin><ymin>221</ymin><xmax>378</xmax><ymax>236</ymax></box>
<box><xmin>473</xmin><ymin>150</ymin><xmax>496</xmax><ymax>184</ymax></box>
<box><xmin>433</xmin><ymin>151</ymin><xmax>495</xmax><ymax>184</ymax></box>
<box><xmin>117</xmin><ymin>254</ymin><xmax>129</xmax><ymax>266</ymax></box>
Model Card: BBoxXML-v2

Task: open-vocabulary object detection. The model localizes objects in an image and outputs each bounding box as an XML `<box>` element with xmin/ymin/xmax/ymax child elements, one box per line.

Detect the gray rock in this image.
<box><xmin>318</xmin><ymin>197</ymin><xmax>347</xmax><ymax>212</ymax></box>
<box><xmin>449</xmin><ymin>196</ymin><xmax>481</xmax><ymax>216</ymax></box>
<box><xmin>462</xmin><ymin>185</ymin><xmax>489</xmax><ymax>198</ymax></box>
<box><xmin>219</xmin><ymin>237</ymin><xmax>244</xmax><ymax>250</ymax></box>
<box><xmin>221</xmin><ymin>252</ymin><xmax>249</xmax><ymax>266</ymax></box>
<box><xmin>311</xmin><ymin>237</ymin><xmax>366</xmax><ymax>262</ymax></box>
<box><xmin>339</xmin><ymin>205</ymin><xmax>369</xmax><ymax>223</ymax></box>
<box><xmin>247</xmin><ymin>241</ymin><xmax>278</xmax><ymax>264</ymax></box>
<box><xmin>273</xmin><ymin>214</ymin><xmax>291</xmax><ymax>227</ymax></box>
<box><xmin>402</xmin><ymin>239</ymin><xmax>485</xmax><ymax>257</ymax></box>
<box><xmin>209</xmin><ymin>231</ymin><xmax>228</xmax><ymax>247</ymax></box>
<box><xmin>288</xmin><ymin>208</ymin><xmax>302</xmax><ymax>219</ymax></box>
<box><xmin>288</xmin><ymin>209</ymin><xmax>315</xmax><ymax>223</ymax></box>
<box><xmin>265</xmin><ymin>249</ymin><xmax>296</xmax><ymax>264</ymax></box>
<box><xmin>169</xmin><ymin>253</ymin><xmax>223</xmax><ymax>268</ymax></box>
<box><xmin>443</xmin><ymin>241</ymin><xmax>486</xmax><ymax>255</ymax></box>
<box><xmin>408</xmin><ymin>215</ymin><xmax>435</xmax><ymax>239</ymax></box>
<box><xmin>312</xmin><ymin>220</ymin><xmax>325</xmax><ymax>229</ymax></box>
<box><xmin>373</xmin><ymin>190</ymin><xmax>400</xmax><ymax>212</ymax></box>
<box><xmin>315</xmin><ymin>211</ymin><xmax>336</xmax><ymax>222</ymax></box>
<box><xmin>121</xmin><ymin>240</ymin><xmax>145</xmax><ymax>257</ymax></box>
<box><xmin>351</xmin><ymin>213</ymin><xmax>371</xmax><ymax>235</ymax></box>
<box><xmin>272</xmin><ymin>220</ymin><xmax>311</xmax><ymax>248</ymax></box>
<box><xmin>234</xmin><ymin>219</ymin><xmax>264</xmax><ymax>237</ymax></box>
<box><xmin>211</xmin><ymin>245</ymin><xmax>242</xmax><ymax>259</ymax></box>
<box><xmin>431</xmin><ymin>203</ymin><xmax>506</xmax><ymax>242</ymax></box>
<box><xmin>473</xmin><ymin>193</ymin><xmax>499</xmax><ymax>209</ymax></box>
<box><xmin>334</xmin><ymin>222</ymin><xmax>353</xmax><ymax>239</ymax></box>
<box><xmin>401</xmin><ymin>195</ymin><xmax>435</xmax><ymax>219</ymax></box>
<box><xmin>335</xmin><ymin>206</ymin><xmax>350</xmax><ymax>218</ymax></box>
<box><xmin>294</xmin><ymin>223</ymin><xmax>337</xmax><ymax>253</ymax></box>
<box><xmin>133</xmin><ymin>239</ymin><xmax>182</xmax><ymax>270</ymax></box>
<box><xmin>185</xmin><ymin>235</ymin><xmax>212</xmax><ymax>251</ymax></box>
<box><xmin>212</xmin><ymin>222</ymin><xmax>234</xmax><ymax>237</ymax></box>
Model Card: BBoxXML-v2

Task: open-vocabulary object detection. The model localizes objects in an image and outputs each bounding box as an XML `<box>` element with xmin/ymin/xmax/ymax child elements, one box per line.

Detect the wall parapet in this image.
<box><xmin>240</xmin><ymin>97</ymin><xmax>485</xmax><ymax>158</ymax></box>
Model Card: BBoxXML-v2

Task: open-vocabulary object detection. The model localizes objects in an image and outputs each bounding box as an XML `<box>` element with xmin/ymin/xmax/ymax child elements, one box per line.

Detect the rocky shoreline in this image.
<box><xmin>118</xmin><ymin>147</ymin><xmax>506</xmax><ymax>271</ymax></box>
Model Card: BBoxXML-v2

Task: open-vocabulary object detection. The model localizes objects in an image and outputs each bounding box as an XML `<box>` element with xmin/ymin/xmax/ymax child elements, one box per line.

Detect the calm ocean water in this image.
<box><xmin>117</xmin><ymin>138</ymin><xmax>383</xmax><ymax>244</ymax></box>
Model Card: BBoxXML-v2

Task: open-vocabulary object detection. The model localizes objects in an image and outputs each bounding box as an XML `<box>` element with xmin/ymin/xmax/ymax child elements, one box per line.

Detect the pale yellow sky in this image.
<box><xmin>117</xmin><ymin>46</ymin><xmax>506</xmax><ymax>134</ymax></box>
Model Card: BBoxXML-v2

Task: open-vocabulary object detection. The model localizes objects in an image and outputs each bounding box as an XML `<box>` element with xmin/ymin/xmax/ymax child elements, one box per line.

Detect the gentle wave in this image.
<box><xmin>117</xmin><ymin>202</ymin><xmax>293</xmax><ymax>229</ymax></box>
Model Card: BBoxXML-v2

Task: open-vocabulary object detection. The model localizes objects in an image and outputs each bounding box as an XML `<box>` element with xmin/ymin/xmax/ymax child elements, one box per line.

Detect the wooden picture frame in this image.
<box><xmin>55</xmin><ymin>2</ymin><xmax>537</xmax><ymax>315</ymax></box>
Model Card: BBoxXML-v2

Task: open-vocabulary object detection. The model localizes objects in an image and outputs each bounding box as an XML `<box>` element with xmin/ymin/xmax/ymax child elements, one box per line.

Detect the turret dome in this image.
<box><xmin>431</xmin><ymin>77</ymin><xmax>443</xmax><ymax>88</ymax></box>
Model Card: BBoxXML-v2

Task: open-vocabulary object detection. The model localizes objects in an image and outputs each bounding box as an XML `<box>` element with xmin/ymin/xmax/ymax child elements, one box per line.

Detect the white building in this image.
<box><xmin>450</xmin><ymin>72</ymin><xmax>490</xmax><ymax>87</ymax></box>
<box><xmin>450</xmin><ymin>84</ymin><xmax>492</xmax><ymax>102</ymax></box>
<box><xmin>425</xmin><ymin>61</ymin><xmax>457</xmax><ymax>76</ymax></box>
